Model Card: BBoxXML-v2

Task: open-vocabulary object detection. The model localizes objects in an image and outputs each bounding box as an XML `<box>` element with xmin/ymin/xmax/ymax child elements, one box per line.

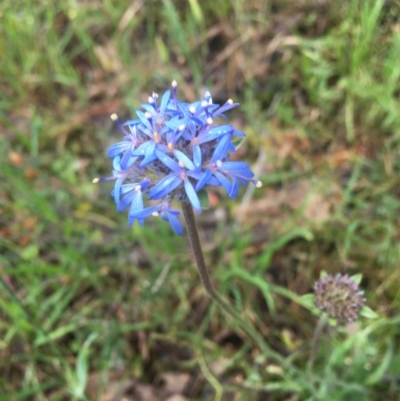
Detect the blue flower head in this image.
<box><xmin>94</xmin><ymin>81</ymin><xmax>261</xmax><ymax>235</ymax></box>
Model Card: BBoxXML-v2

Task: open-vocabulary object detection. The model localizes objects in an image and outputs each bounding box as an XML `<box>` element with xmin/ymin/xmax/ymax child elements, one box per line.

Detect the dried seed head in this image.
<box><xmin>314</xmin><ymin>274</ymin><xmax>365</xmax><ymax>324</ymax></box>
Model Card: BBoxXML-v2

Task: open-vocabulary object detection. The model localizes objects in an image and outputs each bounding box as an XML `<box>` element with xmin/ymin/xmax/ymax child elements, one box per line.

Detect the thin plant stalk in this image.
<box><xmin>181</xmin><ymin>201</ymin><xmax>277</xmax><ymax>360</ymax></box>
<box><xmin>308</xmin><ymin>313</ymin><xmax>329</xmax><ymax>369</ymax></box>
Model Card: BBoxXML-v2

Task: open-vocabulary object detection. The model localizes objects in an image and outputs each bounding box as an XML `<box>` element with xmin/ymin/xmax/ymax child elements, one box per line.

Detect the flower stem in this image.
<box><xmin>181</xmin><ymin>201</ymin><xmax>275</xmax><ymax>358</ymax></box>
<box><xmin>308</xmin><ymin>313</ymin><xmax>328</xmax><ymax>370</ymax></box>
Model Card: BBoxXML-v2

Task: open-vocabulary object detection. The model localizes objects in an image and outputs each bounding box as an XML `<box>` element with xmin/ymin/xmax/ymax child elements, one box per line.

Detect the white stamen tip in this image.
<box><xmin>227</xmin><ymin>99</ymin><xmax>233</xmax><ymax>104</ymax></box>
<box><xmin>110</xmin><ymin>113</ymin><xmax>118</xmax><ymax>121</ymax></box>
<box><xmin>148</xmin><ymin>96</ymin><xmax>154</xmax><ymax>103</ymax></box>
<box><xmin>134</xmin><ymin>185</ymin><xmax>141</xmax><ymax>192</ymax></box>
<box><xmin>256</xmin><ymin>181</ymin><xmax>262</xmax><ymax>188</ymax></box>
<box><xmin>152</xmin><ymin>211</ymin><xmax>159</xmax><ymax>217</ymax></box>
<box><xmin>207</xmin><ymin>117</ymin><xmax>213</xmax><ymax>125</ymax></box>
<box><xmin>216</xmin><ymin>160</ymin><xmax>222</xmax><ymax>168</ymax></box>
<box><xmin>179</xmin><ymin>160</ymin><xmax>185</xmax><ymax>168</ymax></box>
<box><xmin>178</xmin><ymin>124</ymin><xmax>185</xmax><ymax>131</ymax></box>
<box><xmin>189</xmin><ymin>106</ymin><xmax>196</xmax><ymax>114</ymax></box>
<box><xmin>144</xmin><ymin>112</ymin><xmax>152</xmax><ymax>119</ymax></box>
<box><xmin>172</xmin><ymin>80</ymin><xmax>177</xmax><ymax>87</ymax></box>
<box><xmin>201</xmin><ymin>100</ymin><xmax>208</xmax><ymax>108</ymax></box>
<box><xmin>92</xmin><ymin>178</ymin><xmax>100</xmax><ymax>183</ymax></box>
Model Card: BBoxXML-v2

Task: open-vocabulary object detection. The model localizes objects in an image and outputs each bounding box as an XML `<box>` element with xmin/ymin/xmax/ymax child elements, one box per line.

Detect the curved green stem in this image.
<box><xmin>308</xmin><ymin>313</ymin><xmax>328</xmax><ymax>370</ymax></box>
<box><xmin>181</xmin><ymin>201</ymin><xmax>278</xmax><ymax>360</ymax></box>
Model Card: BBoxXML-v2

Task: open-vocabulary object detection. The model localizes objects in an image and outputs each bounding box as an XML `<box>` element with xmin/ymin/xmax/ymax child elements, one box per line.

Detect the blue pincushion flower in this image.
<box><xmin>94</xmin><ymin>81</ymin><xmax>261</xmax><ymax>235</ymax></box>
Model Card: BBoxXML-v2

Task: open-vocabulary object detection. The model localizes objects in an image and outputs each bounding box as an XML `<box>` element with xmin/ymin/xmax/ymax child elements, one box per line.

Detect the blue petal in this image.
<box><xmin>184</xmin><ymin>179</ymin><xmax>201</xmax><ymax>212</ymax></box>
<box><xmin>184</xmin><ymin>121</ymin><xmax>197</xmax><ymax>141</ymax></box>
<box><xmin>210</xmin><ymin>134</ymin><xmax>232</xmax><ymax>163</ymax></box>
<box><xmin>214</xmin><ymin>171</ymin><xmax>232</xmax><ymax>195</ymax></box>
<box><xmin>128</xmin><ymin>215</ymin><xmax>144</xmax><ymax>226</ymax></box>
<box><xmin>133</xmin><ymin>141</ymin><xmax>151</xmax><ymax>156</ymax></box>
<box><xmin>198</xmin><ymin>125</ymin><xmax>233</xmax><ymax>145</ymax></box>
<box><xmin>123</xmin><ymin>119</ymin><xmax>140</xmax><ymax>126</ymax></box>
<box><xmin>120</xmin><ymin>183</ymin><xmax>138</xmax><ymax>194</ymax></box>
<box><xmin>233</xmin><ymin>129</ymin><xmax>246</xmax><ymax>137</ymax></box>
<box><xmin>120</xmin><ymin>149</ymin><xmax>137</xmax><ymax>170</ymax></box>
<box><xmin>148</xmin><ymin>174</ymin><xmax>181</xmax><ymax>199</ymax></box>
<box><xmin>203</xmin><ymin>89</ymin><xmax>212</xmax><ymax>103</ymax></box>
<box><xmin>128</xmin><ymin>125</ymin><xmax>138</xmax><ymax>136</ymax></box>
<box><xmin>235</xmin><ymin>169</ymin><xmax>254</xmax><ymax>179</ymax></box>
<box><xmin>188</xmin><ymin>115</ymin><xmax>205</xmax><ymax>127</ymax></box>
<box><xmin>140</xmin><ymin>178</ymin><xmax>151</xmax><ymax>191</ymax></box>
<box><xmin>113</xmin><ymin>177</ymin><xmax>124</xmax><ymax>204</ymax></box>
<box><xmin>213</xmin><ymin>102</ymin><xmax>240</xmax><ymax>117</ymax></box>
<box><xmin>155</xmin><ymin>150</ymin><xmax>180</xmax><ymax>172</ymax></box>
<box><xmin>112</xmin><ymin>155</ymin><xmax>122</xmax><ymax>170</ymax></box>
<box><xmin>135</xmin><ymin>110</ymin><xmax>153</xmax><ymax>131</ymax></box>
<box><xmin>139</xmin><ymin>141</ymin><xmax>157</xmax><ymax>167</ymax></box>
<box><xmin>192</xmin><ymin>145</ymin><xmax>202</xmax><ymax>169</ymax></box>
<box><xmin>160</xmin><ymin>90</ymin><xmax>171</xmax><ymax>112</ymax></box>
<box><xmin>128</xmin><ymin>188</ymin><xmax>144</xmax><ymax>216</ymax></box>
<box><xmin>173</xmin><ymin>150</ymin><xmax>195</xmax><ymax>170</ymax></box>
<box><xmin>107</xmin><ymin>142</ymin><xmax>129</xmax><ymax>158</ymax></box>
<box><xmin>220</xmin><ymin>162</ymin><xmax>255</xmax><ymax>183</ymax></box>
<box><xmin>131</xmin><ymin>204</ymin><xmax>160</xmax><ymax>218</ymax></box>
<box><xmin>229</xmin><ymin>177</ymin><xmax>239</xmax><ymax>199</ymax></box>
<box><xmin>164</xmin><ymin>119</ymin><xmax>183</xmax><ymax>131</ymax></box>
<box><xmin>164</xmin><ymin>210</ymin><xmax>183</xmax><ymax>235</ymax></box>
<box><xmin>133</xmin><ymin>141</ymin><xmax>157</xmax><ymax>166</ymax></box>
<box><xmin>129</xmin><ymin>204</ymin><xmax>160</xmax><ymax>225</ymax></box>
<box><xmin>205</xmin><ymin>176</ymin><xmax>221</xmax><ymax>186</ymax></box>
<box><xmin>141</xmin><ymin>104</ymin><xmax>156</xmax><ymax>114</ymax></box>
<box><xmin>195</xmin><ymin>169</ymin><xmax>212</xmax><ymax>191</ymax></box>
<box><xmin>117</xmin><ymin>189</ymin><xmax>136</xmax><ymax>212</ymax></box>
<box><xmin>221</xmin><ymin>161</ymin><xmax>251</xmax><ymax>171</ymax></box>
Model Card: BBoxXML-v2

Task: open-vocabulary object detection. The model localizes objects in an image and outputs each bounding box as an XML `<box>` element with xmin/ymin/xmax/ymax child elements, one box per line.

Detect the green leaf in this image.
<box><xmin>366</xmin><ymin>338</ymin><xmax>393</xmax><ymax>385</ymax></box>
<box><xmin>188</xmin><ymin>0</ymin><xmax>203</xmax><ymax>23</ymax></box>
<box><xmin>21</xmin><ymin>244</ymin><xmax>39</xmax><ymax>261</ymax></box>
<box><xmin>75</xmin><ymin>332</ymin><xmax>99</xmax><ymax>398</ymax></box>
<box><xmin>299</xmin><ymin>293</ymin><xmax>315</xmax><ymax>308</ymax></box>
<box><xmin>198</xmin><ymin>189</ymin><xmax>210</xmax><ymax>210</ymax></box>
<box><xmin>350</xmin><ymin>273</ymin><xmax>362</xmax><ymax>285</ymax></box>
<box><xmin>360</xmin><ymin>305</ymin><xmax>378</xmax><ymax>319</ymax></box>
<box><xmin>232</xmin><ymin>136</ymin><xmax>245</xmax><ymax>151</ymax></box>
